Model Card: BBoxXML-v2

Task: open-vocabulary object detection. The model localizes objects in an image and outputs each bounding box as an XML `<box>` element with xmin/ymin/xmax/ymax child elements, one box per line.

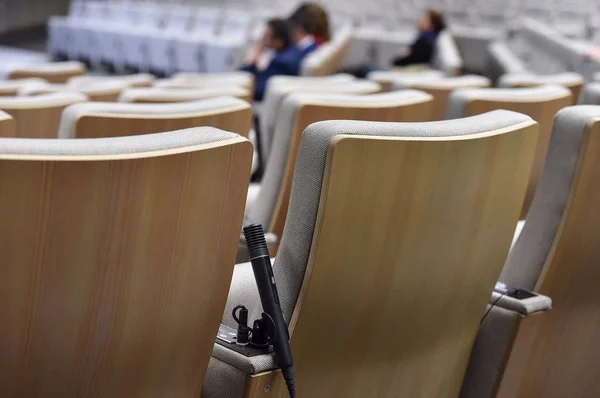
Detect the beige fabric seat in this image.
<box><xmin>445</xmin><ymin>85</ymin><xmax>573</xmax><ymax>217</ymax></box>
<box><xmin>118</xmin><ymin>87</ymin><xmax>252</xmax><ymax>103</ymax></box>
<box><xmin>461</xmin><ymin>106</ymin><xmax>600</xmax><ymax>398</ymax></box>
<box><xmin>171</xmin><ymin>72</ymin><xmax>254</xmax><ymax>88</ymax></box>
<box><xmin>67</xmin><ymin>73</ymin><xmax>156</xmax><ymax>88</ymax></box>
<box><xmin>0</xmin><ymin>92</ymin><xmax>87</xmax><ymax>138</ymax></box>
<box><xmin>19</xmin><ymin>81</ymin><xmax>129</xmax><ymax>102</ymax></box>
<box><xmin>394</xmin><ymin>75</ymin><xmax>492</xmax><ymax>120</ymax></box>
<box><xmin>0</xmin><ymin>78</ymin><xmax>48</xmax><ymax>96</ymax></box>
<box><xmin>203</xmin><ymin>110</ymin><xmax>539</xmax><ymax>398</ymax></box>
<box><xmin>499</xmin><ymin>72</ymin><xmax>584</xmax><ymax>105</ymax></box>
<box><xmin>58</xmin><ymin>96</ymin><xmax>253</xmax><ymax>139</ymax></box>
<box><xmin>0</xmin><ymin>127</ymin><xmax>252</xmax><ymax>397</ymax></box>
<box><xmin>367</xmin><ymin>70</ymin><xmax>446</xmax><ymax>92</ymax></box>
<box><xmin>6</xmin><ymin>61</ymin><xmax>86</xmax><ymax>84</ymax></box>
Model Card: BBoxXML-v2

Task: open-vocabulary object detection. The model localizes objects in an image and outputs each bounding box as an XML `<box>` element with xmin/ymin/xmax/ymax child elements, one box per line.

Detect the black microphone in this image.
<box><xmin>243</xmin><ymin>224</ymin><xmax>296</xmax><ymax>398</ymax></box>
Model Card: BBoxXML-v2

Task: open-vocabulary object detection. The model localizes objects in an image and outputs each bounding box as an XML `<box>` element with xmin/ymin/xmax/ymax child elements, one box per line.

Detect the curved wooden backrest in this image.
<box><xmin>465</xmin><ymin>94</ymin><xmax>572</xmax><ymax>218</ymax></box>
<box><xmin>268</xmin><ymin>96</ymin><xmax>433</xmax><ymax>247</ymax></box>
<box><xmin>0</xmin><ymin>136</ymin><xmax>252</xmax><ymax>397</ymax></box>
<box><xmin>73</xmin><ymin>103</ymin><xmax>253</xmax><ymax>139</ymax></box>
<box><xmin>411</xmin><ymin>80</ymin><xmax>491</xmax><ymax>120</ymax></box>
<box><xmin>8</xmin><ymin>62</ymin><xmax>86</xmax><ymax>84</ymax></box>
<box><xmin>496</xmin><ymin>117</ymin><xmax>600</xmax><ymax>398</ymax></box>
<box><xmin>128</xmin><ymin>91</ymin><xmax>252</xmax><ymax>104</ymax></box>
<box><xmin>0</xmin><ymin>111</ymin><xmax>15</xmax><ymax>137</ymax></box>
<box><xmin>289</xmin><ymin>121</ymin><xmax>539</xmax><ymax>397</ymax></box>
<box><xmin>511</xmin><ymin>82</ymin><xmax>582</xmax><ymax>106</ymax></box>
<box><xmin>0</xmin><ymin>95</ymin><xmax>87</xmax><ymax>138</ymax></box>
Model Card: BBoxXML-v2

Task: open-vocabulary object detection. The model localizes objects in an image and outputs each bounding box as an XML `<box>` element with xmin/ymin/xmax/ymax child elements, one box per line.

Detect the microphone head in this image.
<box><xmin>243</xmin><ymin>223</ymin><xmax>270</xmax><ymax>259</ymax></box>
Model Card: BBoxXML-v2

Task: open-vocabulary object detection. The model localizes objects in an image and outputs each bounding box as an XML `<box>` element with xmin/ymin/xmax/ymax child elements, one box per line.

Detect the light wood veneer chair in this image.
<box><xmin>395</xmin><ymin>75</ymin><xmax>491</xmax><ymax>120</ymax></box>
<box><xmin>119</xmin><ymin>87</ymin><xmax>252</xmax><ymax>104</ymax></box>
<box><xmin>19</xmin><ymin>81</ymin><xmax>129</xmax><ymax>102</ymax></box>
<box><xmin>461</xmin><ymin>106</ymin><xmax>600</xmax><ymax>398</ymax></box>
<box><xmin>0</xmin><ymin>92</ymin><xmax>87</xmax><ymax>138</ymax></box>
<box><xmin>367</xmin><ymin>70</ymin><xmax>446</xmax><ymax>92</ymax></box>
<box><xmin>202</xmin><ymin>109</ymin><xmax>539</xmax><ymax>398</ymax></box>
<box><xmin>446</xmin><ymin>85</ymin><xmax>572</xmax><ymax>218</ymax></box>
<box><xmin>499</xmin><ymin>72</ymin><xmax>584</xmax><ymax>105</ymax></box>
<box><xmin>67</xmin><ymin>73</ymin><xmax>156</xmax><ymax>88</ymax></box>
<box><xmin>0</xmin><ymin>127</ymin><xmax>252</xmax><ymax>397</ymax></box>
<box><xmin>0</xmin><ymin>78</ymin><xmax>48</xmax><ymax>96</ymax></box>
<box><xmin>58</xmin><ymin>97</ymin><xmax>253</xmax><ymax>139</ymax></box>
<box><xmin>7</xmin><ymin>61</ymin><xmax>86</xmax><ymax>84</ymax></box>
<box><xmin>0</xmin><ymin>111</ymin><xmax>15</xmax><ymax>137</ymax></box>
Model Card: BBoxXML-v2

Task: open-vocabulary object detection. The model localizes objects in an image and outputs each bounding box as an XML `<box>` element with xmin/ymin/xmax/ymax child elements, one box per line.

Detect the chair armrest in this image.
<box><xmin>211</xmin><ymin>343</ymin><xmax>277</xmax><ymax>376</ymax></box>
<box><xmin>489</xmin><ymin>290</ymin><xmax>552</xmax><ymax>316</ymax></box>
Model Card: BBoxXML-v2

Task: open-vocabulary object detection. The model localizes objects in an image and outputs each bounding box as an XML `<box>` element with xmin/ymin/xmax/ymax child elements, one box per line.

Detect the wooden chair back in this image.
<box><xmin>20</xmin><ymin>81</ymin><xmax>128</xmax><ymax>102</ymax></box>
<box><xmin>120</xmin><ymin>87</ymin><xmax>252</xmax><ymax>104</ymax></box>
<box><xmin>0</xmin><ymin>93</ymin><xmax>87</xmax><ymax>138</ymax></box>
<box><xmin>0</xmin><ymin>111</ymin><xmax>15</xmax><ymax>137</ymax></box>
<box><xmin>0</xmin><ymin>130</ymin><xmax>252</xmax><ymax>397</ymax></box>
<box><xmin>288</xmin><ymin>116</ymin><xmax>538</xmax><ymax>397</ymax></box>
<box><xmin>7</xmin><ymin>61</ymin><xmax>86</xmax><ymax>84</ymax></box>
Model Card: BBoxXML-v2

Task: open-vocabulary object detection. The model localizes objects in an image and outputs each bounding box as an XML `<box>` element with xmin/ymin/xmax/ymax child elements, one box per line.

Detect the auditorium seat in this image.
<box><xmin>301</xmin><ymin>25</ymin><xmax>352</xmax><ymax>76</ymax></box>
<box><xmin>582</xmin><ymin>83</ymin><xmax>600</xmax><ymax>105</ymax></box>
<box><xmin>367</xmin><ymin>70</ymin><xmax>446</xmax><ymax>92</ymax></box>
<box><xmin>431</xmin><ymin>31</ymin><xmax>464</xmax><ymax>76</ymax></box>
<box><xmin>242</xmin><ymin>90</ymin><xmax>433</xmax><ymax>260</ymax></box>
<box><xmin>446</xmin><ymin>85</ymin><xmax>572</xmax><ymax>217</ymax></box>
<box><xmin>58</xmin><ymin>96</ymin><xmax>252</xmax><ymax>139</ymax></box>
<box><xmin>0</xmin><ymin>127</ymin><xmax>252</xmax><ymax>397</ymax></box>
<box><xmin>147</xmin><ymin>6</ymin><xmax>193</xmax><ymax>75</ymax></box>
<box><xmin>171</xmin><ymin>71</ymin><xmax>254</xmax><ymax>89</ymax></box>
<box><xmin>67</xmin><ymin>73</ymin><xmax>156</xmax><ymax>88</ymax></box>
<box><xmin>259</xmin><ymin>79</ymin><xmax>378</xmax><ymax>166</ymax></box>
<box><xmin>0</xmin><ymin>111</ymin><xmax>15</xmax><ymax>137</ymax></box>
<box><xmin>118</xmin><ymin>87</ymin><xmax>252</xmax><ymax>103</ymax></box>
<box><xmin>486</xmin><ymin>41</ymin><xmax>530</xmax><ymax>81</ymax></box>
<box><xmin>203</xmin><ymin>110</ymin><xmax>539</xmax><ymax>398</ymax></box>
<box><xmin>19</xmin><ymin>81</ymin><xmax>129</xmax><ymax>102</ymax></box>
<box><xmin>0</xmin><ymin>92</ymin><xmax>87</xmax><ymax>138</ymax></box>
<box><xmin>394</xmin><ymin>75</ymin><xmax>491</xmax><ymax>120</ymax></box>
<box><xmin>6</xmin><ymin>61</ymin><xmax>86</xmax><ymax>84</ymax></box>
<box><xmin>461</xmin><ymin>106</ymin><xmax>600</xmax><ymax>398</ymax></box>
<box><xmin>0</xmin><ymin>78</ymin><xmax>48</xmax><ymax>96</ymax></box>
<box><xmin>499</xmin><ymin>72</ymin><xmax>584</xmax><ymax>105</ymax></box>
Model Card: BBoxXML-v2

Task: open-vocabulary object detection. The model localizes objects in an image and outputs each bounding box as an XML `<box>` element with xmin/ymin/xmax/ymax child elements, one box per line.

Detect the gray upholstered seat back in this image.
<box><xmin>501</xmin><ymin>106</ymin><xmax>600</xmax><ymax>290</ymax></box>
<box><xmin>581</xmin><ymin>83</ymin><xmax>600</xmax><ymax>105</ymax></box>
<box><xmin>58</xmin><ymin>96</ymin><xmax>248</xmax><ymax>138</ymax></box>
<box><xmin>118</xmin><ymin>87</ymin><xmax>249</xmax><ymax>103</ymax></box>
<box><xmin>498</xmin><ymin>72</ymin><xmax>583</xmax><ymax>88</ymax></box>
<box><xmin>431</xmin><ymin>31</ymin><xmax>463</xmax><ymax>75</ymax></box>
<box><xmin>445</xmin><ymin>85</ymin><xmax>571</xmax><ymax>119</ymax></box>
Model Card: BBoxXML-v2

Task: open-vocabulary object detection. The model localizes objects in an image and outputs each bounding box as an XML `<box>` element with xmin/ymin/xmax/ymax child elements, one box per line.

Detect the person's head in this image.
<box><xmin>263</xmin><ymin>19</ymin><xmax>292</xmax><ymax>52</ymax></box>
<box><xmin>289</xmin><ymin>9</ymin><xmax>315</xmax><ymax>43</ymax></box>
<box><xmin>294</xmin><ymin>3</ymin><xmax>330</xmax><ymax>43</ymax></box>
<box><xmin>418</xmin><ymin>9</ymin><xmax>446</xmax><ymax>34</ymax></box>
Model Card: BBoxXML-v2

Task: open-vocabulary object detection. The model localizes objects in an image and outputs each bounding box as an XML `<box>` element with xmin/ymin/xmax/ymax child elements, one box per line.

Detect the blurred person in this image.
<box><xmin>392</xmin><ymin>9</ymin><xmax>446</xmax><ymax>66</ymax></box>
<box><xmin>241</xmin><ymin>19</ymin><xmax>300</xmax><ymax>101</ymax></box>
<box><xmin>291</xmin><ymin>3</ymin><xmax>331</xmax><ymax>45</ymax></box>
<box><xmin>289</xmin><ymin>10</ymin><xmax>318</xmax><ymax>57</ymax></box>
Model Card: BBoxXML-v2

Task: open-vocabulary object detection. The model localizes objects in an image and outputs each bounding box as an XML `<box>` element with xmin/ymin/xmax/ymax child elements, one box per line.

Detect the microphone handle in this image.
<box><xmin>250</xmin><ymin>254</ymin><xmax>293</xmax><ymax>369</ymax></box>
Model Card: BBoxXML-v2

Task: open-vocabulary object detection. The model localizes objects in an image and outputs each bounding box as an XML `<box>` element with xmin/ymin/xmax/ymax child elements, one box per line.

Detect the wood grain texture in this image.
<box><xmin>466</xmin><ymin>92</ymin><xmax>572</xmax><ymax>218</ymax></box>
<box><xmin>0</xmin><ymin>112</ymin><xmax>15</xmax><ymax>137</ymax></box>
<box><xmin>495</xmin><ymin>118</ymin><xmax>600</xmax><ymax>398</ymax></box>
<box><xmin>411</xmin><ymin>82</ymin><xmax>491</xmax><ymax>120</ymax></box>
<box><xmin>9</xmin><ymin>69</ymin><xmax>85</xmax><ymax>84</ymax></box>
<box><xmin>268</xmin><ymin>97</ymin><xmax>434</xmax><ymax>250</ymax></box>
<box><xmin>73</xmin><ymin>104</ymin><xmax>253</xmax><ymax>139</ymax></box>
<box><xmin>0</xmin><ymin>137</ymin><xmax>253</xmax><ymax>398</ymax></box>
<box><xmin>243</xmin><ymin>371</ymin><xmax>285</xmax><ymax>398</ymax></box>
<box><xmin>286</xmin><ymin>121</ymin><xmax>539</xmax><ymax>398</ymax></box>
<box><xmin>1</xmin><ymin>99</ymin><xmax>86</xmax><ymax>138</ymax></box>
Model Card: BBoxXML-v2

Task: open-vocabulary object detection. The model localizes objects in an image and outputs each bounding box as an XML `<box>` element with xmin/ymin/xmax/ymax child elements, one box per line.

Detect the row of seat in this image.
<box><xmin>1</xmin><ymin>78</ymin><xmax>598</xmax><ymax>396</ymax></box>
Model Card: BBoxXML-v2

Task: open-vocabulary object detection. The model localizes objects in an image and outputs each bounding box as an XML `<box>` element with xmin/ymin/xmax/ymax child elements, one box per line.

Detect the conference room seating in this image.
<box><xmin>259</xmin><ymin>78</ymin><xmax>379</xmax><ymax>166</ymax></box>
<box><xmin>203</xmin><ymin>110</ymin><xmax>539</xmax><ymax>397</ymax></box>
<box><xmin>581</xmin><ymin>83</ymin><xmax>600</xmax><ymax>105</ymax></box>
<box><xmin>6</xmin><ymin>61</ymin><xmax>86</xmax><ymax>84</ymax></box>
<box><xmin>0</xmin><ymin>111</ymin><xmax>15</xmax><ymax>137</ymax></box>
<box><xmin>431</xmin><ymin>31</ymin><xmax>464</xmax><ymax>76</ymax></box>
<box><xmin>0</xmin><ymin>78</ymin><xmax>48</xmax><ymax>96</ymax></box>
<box><xmin>499</xmin><ymin>72</ymin><xmax>584</xmax><ymax>105</ymax></box>
<box><xmin>0</xmin><ymin>127</ymin><xmax>252</xmax><ymax>397</ymax></box>
<box><xmin>486</xmin><ymin>41</ymin><xmax>530</xmax><ymax>81</ymax></box>
<box><xmin>394</xmin><ymin>75</ymin><xmax>491</xmax><ymax>120</ymax></box>
<box><xmin>0</xmin><ymin>92</ymin><xmax>87</xmax><ymax>138</ymax></box>
<box><xmin>170</xmin><ymin>71</ymin><xmax>254</xmax><ymax>89</ymax></box>
<box><xmin>67</xmin><ymin>73</ymin><xmax>156</xmax><ymax>88</ymax></box>
<box><xmin>58</xmin><ymin>97</ymin><xmax>252</xmax><ymax>139</ymax></box>
<box><xmin>301</xmin><ymin>25</ymin><xmax>352</xmax><ymax>76</ymax></box>
<box><xmin>445</xmin><ymin>85</ymin><xmax>572</xmax><ymax>217</ymax></box>
<box><xmin>242</xmin><ymin>90</ymin><xmax>434</xmax><ymax>260</ymax></box>
<box><xmin>460</xmin><ymin>106</ymin><xmax>600</xmax><ymax>398</ymax></box>
<box><xmin>367</xmin><ymin>70</ymin><xmax>446</xmax><ymax>92</ymax></box>
<box><xmin>118</xmin><ymin>87</ymin><xmax>252</xmax><ymax>103</ymax></box>
<box><xmin>18</xmin><ymin>81</ymin><xmax>129</xmax><ymax>102</ymax></box>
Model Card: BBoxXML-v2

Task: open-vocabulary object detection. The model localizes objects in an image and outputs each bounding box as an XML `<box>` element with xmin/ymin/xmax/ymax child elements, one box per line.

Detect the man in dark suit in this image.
<box><xmin>241</xmin><ymin>19</ymin><xmax>301</xmax><ymax>101</ymax></box>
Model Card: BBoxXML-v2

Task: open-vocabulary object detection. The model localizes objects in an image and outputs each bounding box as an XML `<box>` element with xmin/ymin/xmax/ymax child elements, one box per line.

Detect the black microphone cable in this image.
<box><xmin>243</xmin><ymin>224</ymin><xmax>296</xmax><ymax>398</ymax></box>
